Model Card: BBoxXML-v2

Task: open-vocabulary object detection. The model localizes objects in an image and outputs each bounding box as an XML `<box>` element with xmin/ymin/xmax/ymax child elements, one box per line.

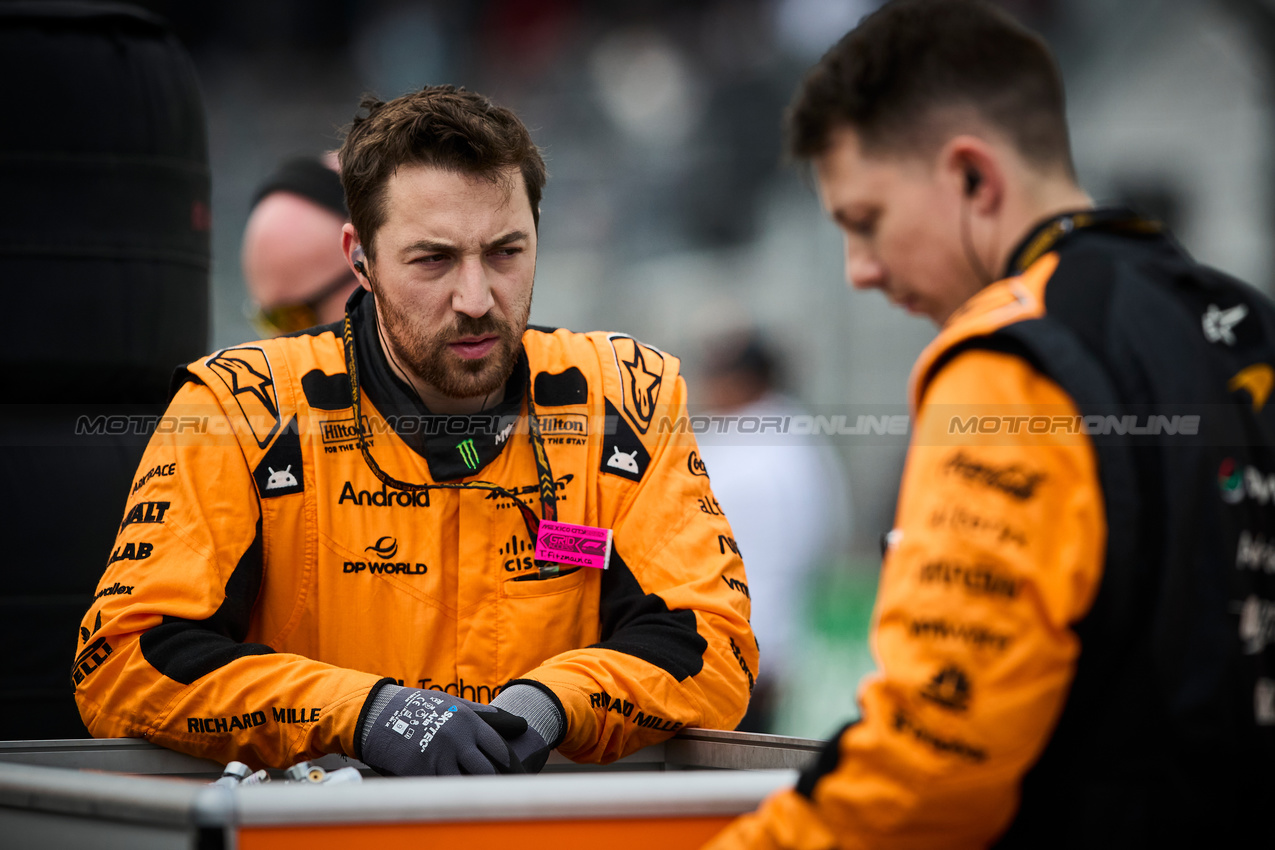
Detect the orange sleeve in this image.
<box><xmin>705</xmin><ymin>349</ymin><xmax>1106</xmax><ymax>850</ymax></box>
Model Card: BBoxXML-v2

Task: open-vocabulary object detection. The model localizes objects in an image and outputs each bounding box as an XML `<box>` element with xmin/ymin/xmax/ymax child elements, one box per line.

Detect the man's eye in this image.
<box><xmin>416</xmin><ymin>254</ymin><xmax>449</xmax><ymax>264</ymax></box>
<box><xmin>846</xmin><ymin>218</ymin><xmax>875</xmax><ymax>237</ymax></box>
<box><xmin>490</xmin><ymin>247</ymin><xmax>522</xmax><ymax>258</ymax></box>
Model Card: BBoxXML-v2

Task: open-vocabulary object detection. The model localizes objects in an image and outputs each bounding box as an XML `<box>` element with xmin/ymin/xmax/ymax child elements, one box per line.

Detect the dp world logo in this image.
<box><xmin>365</xmin><ymin>536</ymin><xmax>399</xmax><ymax>558</ymax></box>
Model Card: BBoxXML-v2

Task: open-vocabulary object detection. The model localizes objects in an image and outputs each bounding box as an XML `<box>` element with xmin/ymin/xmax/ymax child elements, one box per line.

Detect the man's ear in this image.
<box><xmin>940</xmin><ymin>135</ymin><xmax>1003</xmax><ymax>215</ymax></box>
<box><xmin>341</xmin><ymin>224</ymin><xmax>372</xmax><ymax>291</ymax></box>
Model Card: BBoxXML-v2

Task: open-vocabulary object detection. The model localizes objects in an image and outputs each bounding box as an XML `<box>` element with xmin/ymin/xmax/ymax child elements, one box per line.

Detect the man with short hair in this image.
<box><xmin>74</xmin><ymin>86</ymin><xmax>755</xmax><ymax>777</ymax></box>
<box><xmin>242</xmin><ymin>156</ymin><xmax>359</xmax><ymax>336</ymax></box>
<box><xmin>708</xmin><ymin>1</ymin><xmax>1274</xmax><ymax>846</ymax></box>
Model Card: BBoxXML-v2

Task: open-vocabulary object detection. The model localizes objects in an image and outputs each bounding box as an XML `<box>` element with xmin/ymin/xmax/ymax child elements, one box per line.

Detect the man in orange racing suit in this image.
<box><xmin>73</xmin><ymin>86</ymin><xmax>756</xmax><ymax>776</ymax></box>
<box><xmin>708</xmin><ymin>1</ymin><xmax>1275</xmax><ymax>847</ymax></box>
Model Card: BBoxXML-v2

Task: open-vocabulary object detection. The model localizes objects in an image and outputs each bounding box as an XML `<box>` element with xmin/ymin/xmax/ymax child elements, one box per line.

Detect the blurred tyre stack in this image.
<box><xmin>0</xmin><ymin>3</ymin><xmax>209</xmax><ymax>737</ymax></box>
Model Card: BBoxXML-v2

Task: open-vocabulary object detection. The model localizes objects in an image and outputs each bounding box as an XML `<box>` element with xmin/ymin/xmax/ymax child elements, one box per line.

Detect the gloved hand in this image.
<box><xmin>359</xmin><ymin>684</ymin><xmax>528</xmax><ymax>776</ymax></box>
<box><xmin>490</xmin><ymin>680</ymin><xmax>566</xmax><ymax>773</ymax></box>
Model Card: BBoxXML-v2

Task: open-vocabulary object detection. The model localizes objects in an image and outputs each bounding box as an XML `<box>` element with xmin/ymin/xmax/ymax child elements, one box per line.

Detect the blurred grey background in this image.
<box><xmin>127</xmin><ymin>0</ymin><xmax>1275</xmax><ymax>734</ymax></box>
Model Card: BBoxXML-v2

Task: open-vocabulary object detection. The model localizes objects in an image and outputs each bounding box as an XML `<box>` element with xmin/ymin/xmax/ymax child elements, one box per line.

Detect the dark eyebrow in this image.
<box><xmin>399</xmin><ymin>231</ymin><xmax>529</xmax><ymax>258</ymax></box>
<box><xmin>485</xmin><ymin>230</ymin><xmax>529</xmax><ymax>250</ymax></box>
<box><xmin>402</xmin><ymin>239</ymin><xmax>457</xmax><ymax>257</ymax></box>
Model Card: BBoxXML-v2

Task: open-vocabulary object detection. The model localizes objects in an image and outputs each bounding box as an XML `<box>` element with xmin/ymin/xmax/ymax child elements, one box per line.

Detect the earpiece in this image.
<box><xmin>964</xmin><ymin>168</ymin><xmax>982</xmax><ymax>197</ymax></box>
<box><xmin>352</xmin><ymin>245</ymin><xmax>366</xmax><ymax>277</ymax></box>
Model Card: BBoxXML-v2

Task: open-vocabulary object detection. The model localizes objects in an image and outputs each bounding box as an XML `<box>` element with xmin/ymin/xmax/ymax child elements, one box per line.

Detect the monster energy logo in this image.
<box><xmin>457</xmin><ymin>438</ymin><xmax>480</xmax><ymax>470</ymax></box>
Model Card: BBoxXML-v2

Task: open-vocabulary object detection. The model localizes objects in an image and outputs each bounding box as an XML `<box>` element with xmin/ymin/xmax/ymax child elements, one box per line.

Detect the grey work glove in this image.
<box><xmin>490</xmin><ymin>680</ymin><xmax>567</xmax><ymax>773</ymax></box>
<box><xmin>358</xmin><ymin>684</ymin><xmax>527</xmax><ymax>776</ymax></box>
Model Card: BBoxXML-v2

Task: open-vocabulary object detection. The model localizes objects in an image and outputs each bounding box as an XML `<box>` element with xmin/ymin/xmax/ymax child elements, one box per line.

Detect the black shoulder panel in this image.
<box><xmin>140</xmin><ymin>516</ymin><xmax>274</xmax><ymax>685</ymax></box>
<box><xmin>796</xmin><ymin>720</ymin><xmax>857</xmax><ymax>799</ymax></box>
<box><xmin>252</xmin><ymin>417</ymin><xmax>304</xmax><ymax>498</ymax></box>
<box><xmin>301</xmin><ymin>368</ymin><xmax>353</xmax><ymax>411</ymax></box>
<box><xmin>590</xmin><ymin>548</ymin><xmax>706</xmax><ymax>682</ymax></box>
<box><xmin>534</xmin><ymin>367</ymin><xmax>588</xmax><ymax>407</ymax></box>
<box><xmin>168</xmin><ymin>364</ymin><xmax>200</xmax><ymax>400</ymax></box>
<box><xmin>277</xmin><ymin>318</ymin><xmax>342</xmax><ymax>339</ymax></box>
<box><xmin>599</xmin><ymin>399</ymin><xmax>650</xmax><ymax>482</ymax></box>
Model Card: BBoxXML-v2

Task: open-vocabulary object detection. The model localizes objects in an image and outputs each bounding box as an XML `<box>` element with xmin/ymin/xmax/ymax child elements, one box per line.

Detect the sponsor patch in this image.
<box><xmin>132</xmin><ymin>463</ymin><xmax>176</xmax><ymax>494</ymax></box>
<box><xmin>588</xmin><ymin>691</ymin><xmax>683</xmax><ymax>732</ymax></box>
<box><xmin>321</xmin><ymin>415</ymin><xmax>371</xmax><ymax>445</ymax></box>
<box><xmin>921</xmin><ymin>664</ymin><xmax>972</xmax><ymax>711</ymax></box>
<box><xmin>1228</xmin><ymin>363</ymin><xmax>1274</xmax><ymax>412</ymax></box>
<box><xmin>496</xmin><ymin>533</ymin><xmax>536</xmax><ymax>573</ymax></box>
<box><xmin>609</xmin><ymin>334</ymin><xmax>665</xmax><ymax>434</ymax></box>
<box><xmin>252</xmin><ymin>418</ymin><xmax>304</xmax><ymax>498</ymax></box>
<box><xmin>944</xmin><ymin>451</ymin><xmax>1045</xmax><ymax>501</ymax></box>
<box><xmin>343</xmin><ymin>536</ymin><xmax>429</xmax><ymax>575</ymax></box>
<box><xmin>339</xmin><ymin>481</ymin><xmax>431</xmax><ymax>508</ymax></box>
<box><xmin>93</xmin><ymin>582</ymin><xmax>135</xmax><ymax>600</ymax></box>
<box><xmin>600</xmin><ymin>400</ymin><xmax>650</xmax><ymax>482</ymax></box>
<box><xmin>892</xmin><ymin>711</ymin><xmax>986</xmax><ymax>762</ymax></box>
<box><xmin>918</xmin><ymin>560</ymin><xmax>1019</xmax><ymax>599</ymax></box>
<box><xmin>120</xmin><ymin>501</ymin><xmax>170</xmax><ymax>532</ymax></box>
<box><xmin>687</xmin><ymin>451</ymin><xmax>708</xmax><ymax>477</ymax></box>
<box><xmin>907</xmin><ymin>617</ymin><xmax>1012</xmax><ymax>652</ymax></box>
<box><xmin>1202</xmin><ymin>302</ymin><xmax>1248</xmax><ymax>345</ymax></box>
<box><xmin>107</xmin><ymin>541</ymin><xmax>153</xmax><ymax>565</ymax></box>
<box><xmin>207</xmin><ymin>347</ymin><xmax>280</xmax><ymax>449</ymax></box>
<box><xmin>71</xmin><ymin>637</ymin><xmax>113</xmax><ymax>687</ymax></box>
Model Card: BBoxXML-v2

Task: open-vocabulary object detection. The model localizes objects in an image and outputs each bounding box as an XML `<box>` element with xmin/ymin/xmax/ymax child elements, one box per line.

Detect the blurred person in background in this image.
<box><xmin>242</xmin><ymin>155</ymin><xmax>359</xmax><ymax>336</ymax></box>
<box><xmin>695</xmin><ymin>329</ymin><xmax>851</xmax><ymax>733</ymax></box>
<box><xmin>708</xmin><ymin>1</ymin><xmax>1274</xmax><ymax>847</ymax></box>
<box><xmin>73</xmin><ymin>85</ymin><xmax>755</xmax><ymax>778</ymax></box>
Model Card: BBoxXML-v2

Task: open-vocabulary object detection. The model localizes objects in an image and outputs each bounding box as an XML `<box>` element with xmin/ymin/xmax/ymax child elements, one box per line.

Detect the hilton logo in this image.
<box><xmin>321</xmin><ymin>416</ymin><xmax>371</xmax><ymax>445</ymax></box>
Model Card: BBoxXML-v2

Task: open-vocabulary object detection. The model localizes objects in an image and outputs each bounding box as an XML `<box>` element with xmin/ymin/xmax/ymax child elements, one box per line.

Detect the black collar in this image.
<box><xmin>1004</xmin><ymin>207</ymin><xmax>1163</xmax><ymax>278</ymax></box>
<box><xmin>348</xmin><ymin>287</ymin><xmax>527</xmax><ymax>483</ymax></box>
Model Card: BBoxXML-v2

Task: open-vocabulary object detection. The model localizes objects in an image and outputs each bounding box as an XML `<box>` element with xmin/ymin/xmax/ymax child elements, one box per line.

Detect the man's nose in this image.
<box><xmin>846</xmin><ymin>243</ymin><xmax>885</xmax><ymax>291</ymax></box>
<box><xmin>452</xmin><ymin>257</ymin><xmax>495</xmax><ymax>317</ymax></box>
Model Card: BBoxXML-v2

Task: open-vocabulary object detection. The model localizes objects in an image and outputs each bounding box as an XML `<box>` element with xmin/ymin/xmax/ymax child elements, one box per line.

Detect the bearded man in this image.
<box><xmin>74</xmin><ymin>86</ymin><xmax>756</xmax><ymax>777</ymax></box>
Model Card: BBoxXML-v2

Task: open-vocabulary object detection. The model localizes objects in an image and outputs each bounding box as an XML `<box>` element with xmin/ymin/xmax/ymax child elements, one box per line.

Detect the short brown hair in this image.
<box><xmin>787</xmin><ymin>0</ymin><xmax>1074</xmax><ymax>175</ymax></box>
<box><xmin>338</xmin><ymin>85</ymin><xmax>547</xmax><ymax>258</ymax></box>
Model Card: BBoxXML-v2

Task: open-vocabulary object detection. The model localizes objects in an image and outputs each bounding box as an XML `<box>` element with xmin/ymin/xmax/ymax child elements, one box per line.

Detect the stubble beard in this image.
<box><xmin>373</xmin><ymin>277</ymin><xmax>531</xmax><ymax>402</ymax></box>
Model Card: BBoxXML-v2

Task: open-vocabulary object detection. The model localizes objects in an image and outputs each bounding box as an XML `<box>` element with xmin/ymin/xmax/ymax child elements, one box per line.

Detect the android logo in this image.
<box><xmin>606</xmin><ymin>447</ymin><xmax>639</xmax><ymax>474</ymax></box>
<box><xmin>265</xmin><ymin>465</ymin><xmax>298</xmax><ymax>490</ymax></box>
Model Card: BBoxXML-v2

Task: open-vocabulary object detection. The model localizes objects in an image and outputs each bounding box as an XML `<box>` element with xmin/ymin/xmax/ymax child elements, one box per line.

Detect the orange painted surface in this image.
<box><xmin>238</xmin><ymin>815</ymin><xmax>734</xmax><ymax>850</ymax></box>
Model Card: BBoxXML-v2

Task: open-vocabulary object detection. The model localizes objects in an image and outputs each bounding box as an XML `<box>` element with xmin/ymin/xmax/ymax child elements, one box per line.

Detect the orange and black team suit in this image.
<box><xmin>72</xmin><ymin>286</ymin><xmax>756</xmax><ymax>769</ymax></box>
<box><xmin>709</xmin><ymin>210</ymin><xmax>1275</xmax><ymax>849</ymax></box>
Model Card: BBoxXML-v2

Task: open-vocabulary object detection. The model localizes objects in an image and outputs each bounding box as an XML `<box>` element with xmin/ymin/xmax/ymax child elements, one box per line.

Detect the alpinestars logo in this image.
<box><xmin>1203</xmin><ymin>303</ymin><xmax>1248</xmax><ymax>345</ymax></box>
<box><xmin>610</xmin><ymin>335</ymin><xmax>665</xmax><ymax>434</ymax></box>
<box><xmin>206</xmin><ymin>347</ymin><xmax>280</xmax><ymax>448</ymax></box>
<box><xmin>457</xmin><ymin>439</ymin><xmax>480</xmax><ymax>470</ymax></box>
